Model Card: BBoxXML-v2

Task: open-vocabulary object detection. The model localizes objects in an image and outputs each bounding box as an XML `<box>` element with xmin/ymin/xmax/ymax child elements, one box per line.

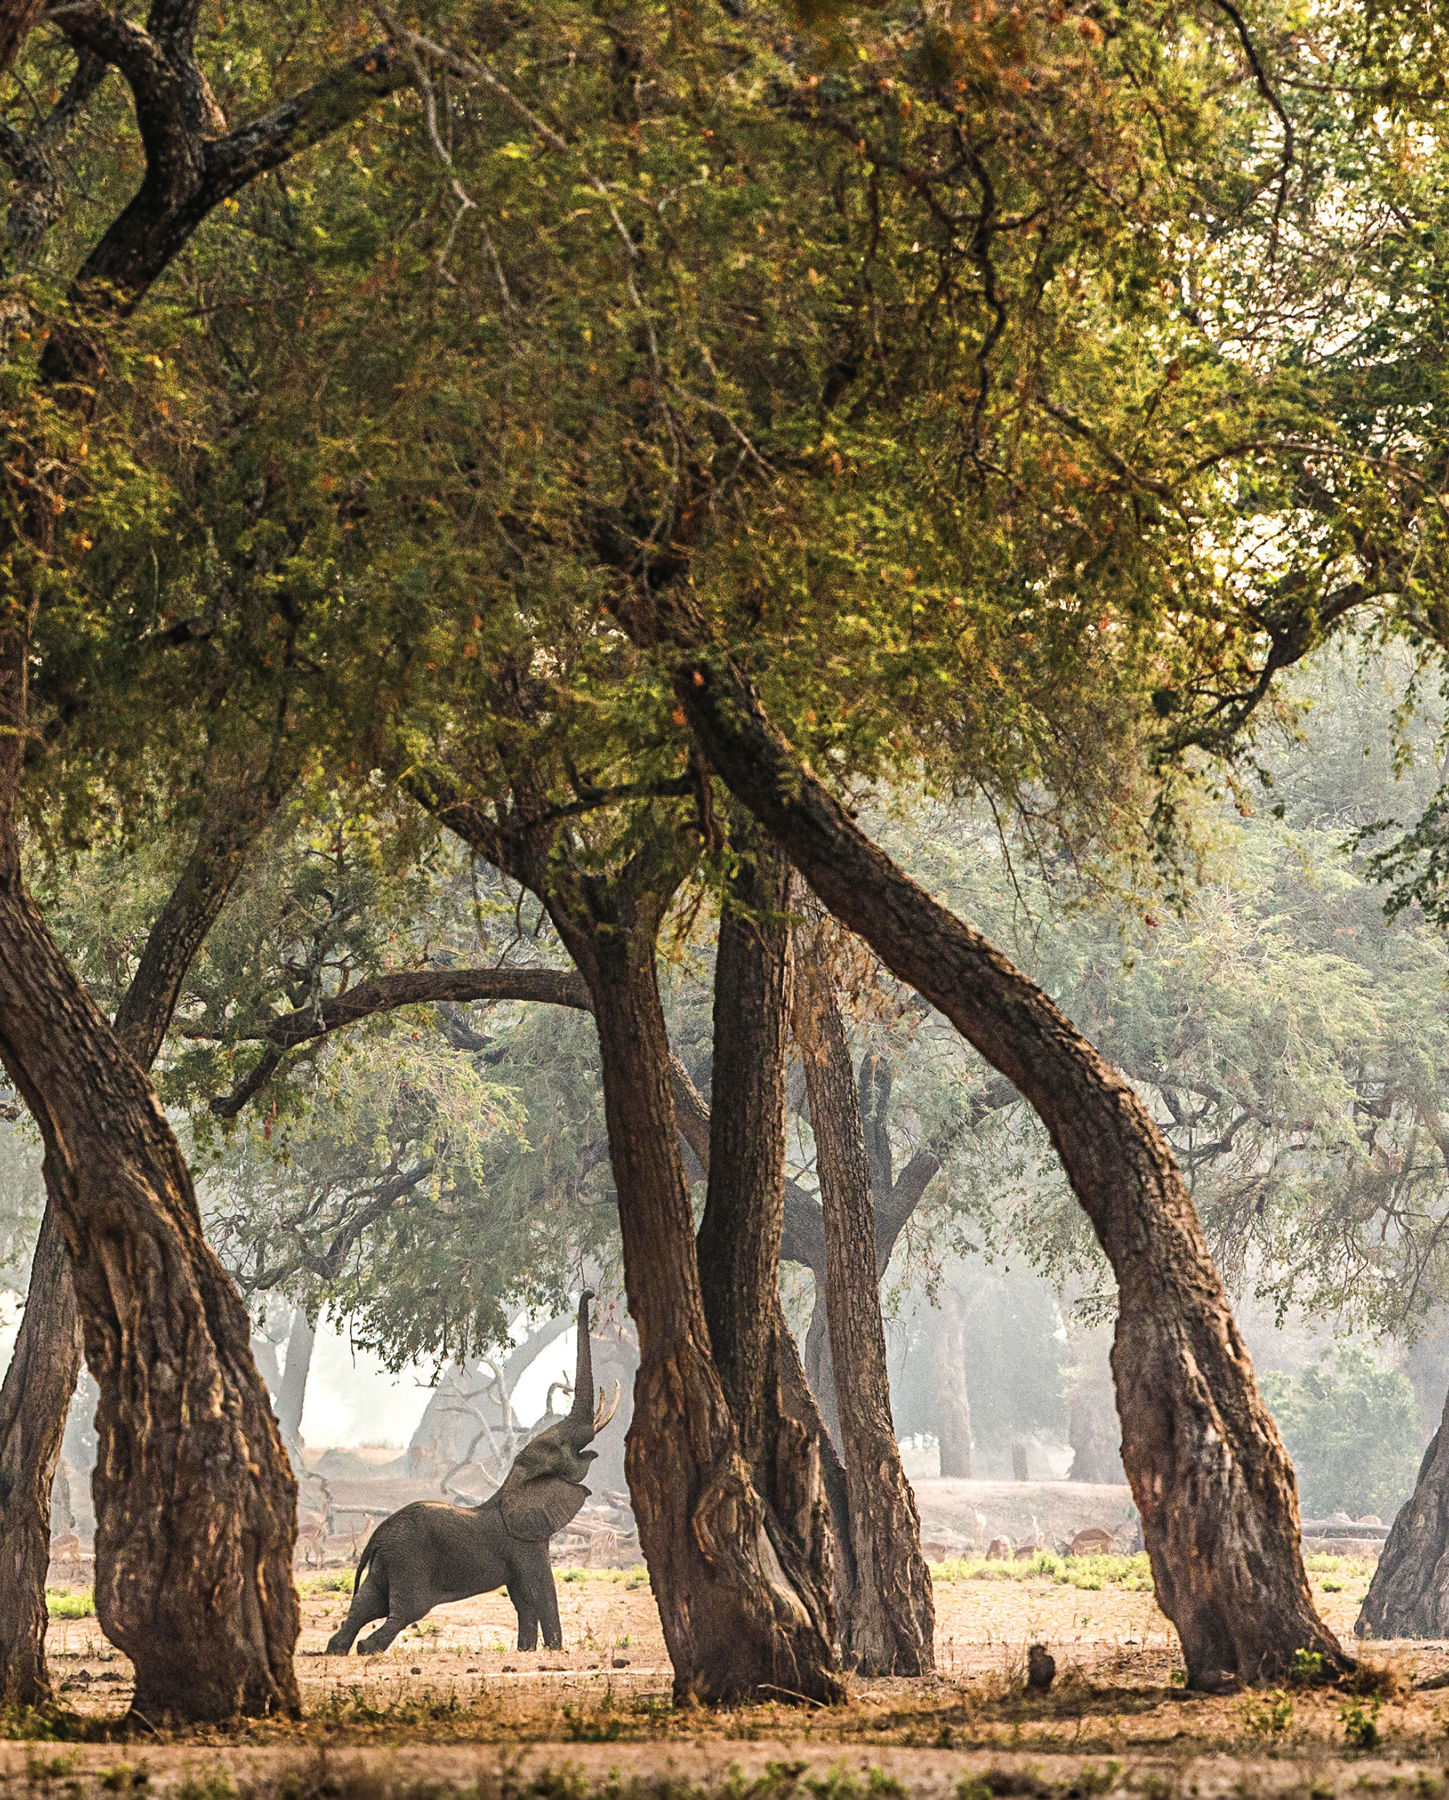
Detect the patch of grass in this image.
<box><xmin>299</xmin><ymin>1572</ymin><xmax>355</xmax><ymax>1595</ymax></box>
<box><xmin>26</xmin><ymin>1752</ymin><xmax>78</xmax><ymax>1780</ymax></box>
<box><xmin>177</xmin><ymin>1776</ymin><xmax>236</xmax><ymax>1800</ymax></box>
<box><xmin>97</xmin><ymin>1765</ymin><xmax>148</xmax><ymax>1792</ymax></box>
<box><xmin>1239</xmin><ymin>1690</ymin><xmax>1294</xmax><ymax>1739</ymax></box>
<box><xmin>1304</xmin><ymin>1554</ymin><xmax>1377</xmax><ymax>1577</ymax></box>
<box><xmin>934</xmin><ymin>1553</ymin><xmax>1152</xmax><ymax>1592</ymax></box>
<box><xmin>1341</xmin><ymin>1696</ymin><xmax>1383</xmax><ymax>1749</ymax></box>
<box><xmin>46</xmin><ymin>1587</ymin><xmax>96</xmax><ymax>1618</ymax></box>
<box><xmin>0</xmin><ymin>1700</ymin><xmax>105</xmax><ymax>1743</ymax></box>
<box><xmin>957</xmin><ymin>1763</ymin><xmax>1122</xmax><ymax>1800</ymax></box>
<box><xmin>563</xmin><ymin>1703</ymin><xmax>623</xmax><ymax>1743</ymax></box>
<box><xmin>545</xmin><ymin>1565</ymin><xmax>648</xmax><ymax>1584</ymax></box>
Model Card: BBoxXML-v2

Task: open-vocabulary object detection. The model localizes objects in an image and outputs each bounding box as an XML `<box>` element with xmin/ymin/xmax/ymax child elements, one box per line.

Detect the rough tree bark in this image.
<box><xmin>654</xmin><ymin>639</ymin><xmax>1345</xmax><ymax>1689</ymax></box>
<box><xmin>793</xmin><ymin>927</ymin><xmax>935</xmax><ymax>1676</ymax></box>
<box><xmin>419</xmin><ymin>788</ymin><xmax>842</xmax><ymax>1703</ymax></box>
<box><xmin>693</xmin><ymin>816</ymin><xmax>839</xmax><ymax>1678</ymax></box>
<box><xmin>0</xmin><ymin>1205</ymin><xmax>83</xmax><ymax>1709</ymax></box>
<box><xmin>1358</xmin><ymin>1386</ymin><xmax>1449</xmax><ymax>1639</ymax></box>
<box><xmin>565</xmin><ymin>884</ymin><xmax>841</xmax><ymax>1702</ymax></box>
<box><xmin>936</xmin><ymin>1285</ymin><xmax>974</xmax><ymax>1480</ymax></box>
<box><xmin>0</xmin><ymin>596</ymin><xmax>306</xmax><ymax>1720</ymax></box>
<box><xmin>802</xmin><ymin>1288</ymin><xmax>842</xmax><ymax>1448</ymax></box>
<box><xmin>668</xmin><ymin>1019</ymin><xmax>859</xmax><ymax>1633</ymax></box>
<box><xmin>791</xmin><ymin>1059</ymin><xmax>991</xmax><ymax>1456</ymax></box>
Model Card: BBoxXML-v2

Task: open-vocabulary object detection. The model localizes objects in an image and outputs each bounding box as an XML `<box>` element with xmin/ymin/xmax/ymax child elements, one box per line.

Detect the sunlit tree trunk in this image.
<box><xmin>0</xmin><ymin>1206</ymin><xmax>83</xmax><ymax>1707</ymax></box>
<box><xmin>663</xmin><ymin>643</ymin><xmax>1346</xmax><ymax>1689</ymax></box>
<box><xmin>569</xmin><ymin>888</ymin><xmax>842</xmax><ymax>1702</ymax></box>
<box><xmin>936</xmin><ymin>1286</ymin><xmax>974</xmax><ymax>1480</ymax></box>
<box><xmin>421</xmin><ymin>789</ymin><xmax>845</xmax><ymax>1705</ymax></box>
<box><xmin>276</xmin><ymin>1308</ymin><xmax>316</xmax><ymax>1474</ymax></box>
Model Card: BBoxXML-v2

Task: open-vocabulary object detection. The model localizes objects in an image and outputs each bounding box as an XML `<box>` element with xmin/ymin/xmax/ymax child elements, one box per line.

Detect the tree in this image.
<box><xmin>694</xmin><ymin>812</ymin><xmax>840</xmax><ymax>1684</ymax></box>
<box><xmin>410</xmin><ymin>749</ymin><xmax>844</xmax><ymax>1701</ymax></box>
<box><xmin>344</xmin><ymin>0</ymin><xmax>1357</xmax><ymax>1685</ymax></box>
<box><xmin>792</xmin><ymin>919</ymin><xmax>934</xmax><ymax>1676</ymax></box>
<box><xmin>0</xmin><ymin>0</ymin><xmax>449</xmax><ymax>1719</ymax></box>
<box><xmin>637</xmin><ymin>626</ymin><xmax>1347</xmax><ymax>1688</ymax></box>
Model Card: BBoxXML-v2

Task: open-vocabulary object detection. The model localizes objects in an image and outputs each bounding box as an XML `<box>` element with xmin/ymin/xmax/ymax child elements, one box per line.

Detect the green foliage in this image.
<box><xmin>1290</xmin><ymin>1650</ymin><xmax>1325</xmax><ymax>1687</ymax></box>
<box><xmin>44</xmin><ymin>1587</ymin><xmax>95</xmax><ymax>1618</ymax></box>
<box><xmin>1261</xmin><ymin>1348</ymin><xmax>1420</xmax><ymax>1522</ymax></box>
<box><xmin>1341</xmin><ymin>1697</ymin><xmax>1384</xmax><ymax>1751</ymax></box>
<box><xmin>1239</xmin><ymin>1691</ymin><xmax>1294</xmax><ymax>1740</ymax></box>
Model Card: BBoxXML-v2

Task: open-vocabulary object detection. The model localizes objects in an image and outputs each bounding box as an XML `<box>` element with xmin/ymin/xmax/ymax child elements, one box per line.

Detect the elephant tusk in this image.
<box><xmin>593</xmin><ymin>1380</ymin><xmax>621</xmax><ymax>1434</ymax></box>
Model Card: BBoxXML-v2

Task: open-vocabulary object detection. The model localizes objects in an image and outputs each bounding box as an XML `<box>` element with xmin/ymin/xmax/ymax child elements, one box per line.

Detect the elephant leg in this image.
<box><xmin>357</xmin><ymin>1604</ymin><xmax>428</xmax><ymax>1656</ymax></box>
<box><xmin>326</xmin><ymin>1567</ymin><xmax>389</xmax><ymax>1655</ymax></box>
<box><xmin>539</xmin><ymin>1580</ymin><xmax>563</xmax><ymax>1652</ymax></box>
<box><xmin>357</xmin><ymin>1582</ymin><xmax>435</xmax><ymax>1656</ymax></box>
<box><xmin>507</xmin><ymin>1579</ymin><xmax>539</xmax><ymax>1652</ymax></box>
<box><xmin>521</xmin><ymin>1545</ymin><xmax>563</xmax><ymax>1651</ymax></box>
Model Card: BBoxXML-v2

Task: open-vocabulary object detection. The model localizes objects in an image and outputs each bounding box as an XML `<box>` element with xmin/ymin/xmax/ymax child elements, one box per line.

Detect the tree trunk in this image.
<box><xmin>1067</xmin><ymin>1326</ymin><xmax>1124</xmax><ymax>1485</ymax></box>
<box><xmin>695</xmin><ymin>819</ymin><xmax>839</xmax><ymax>1676</ymax></box>
<box><xmin>671</xmin><ymin>648</ymin><xmax>1345</xmax><ymax>1688</ymax></box>
<box><xmin>0</xmin><ymin>1206</ymin><xmax>83</xmax><ymax>1708</ymax></box>
<box><xmin>1358</xmin><ymin>1384</ymin><xmax>1449</xmax><ymax>1639</ymax></box>
<box><xmin>670</xmin><ymin>972</ymin><xmax>857</xmax><ymax>1642</ymax></box>
<box><xmin>936</xmin><ymin>1286</ymin><xmax>974</xmax><ymax>1480</ymax></box>
<box><xmin>0</xmin><ymin>889</ymin><xmax>302</xmax><ymax>1721</ymax></box>
<box><xmin>0</xmin><ymin>628</ymin><xmax>301</xmax><ymax>1720</ymax></box>
<box><xmin>276</xmin><ymin>1307</ymin><xmax>316</xmax><ymax>1465</ymax></box>
<box><xmin>518</xmin><ymin>837</ymin><xmax>841</xmax><ymax>1705</ymax></box>
<box><xmin>803</xmin><ymin>1285</ymin><xmax>842</xmax><ymax>1449</ymax></box>
<box><xmin>775</xmin><ymin>1298</ymin><xmax>857</xmax><ymax>1615</ymax></box>
<box><xmin>792</xmin><ymin>930</ymin><xmax>935</xmax><ymax>1677</ymax></box>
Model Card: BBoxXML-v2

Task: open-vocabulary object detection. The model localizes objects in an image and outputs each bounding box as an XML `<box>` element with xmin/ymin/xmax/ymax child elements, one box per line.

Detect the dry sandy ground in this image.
<box><xmin>18</xmin><ymin>1556</ymin><xmax>1449</xmax><ymax>1800</ymax></box>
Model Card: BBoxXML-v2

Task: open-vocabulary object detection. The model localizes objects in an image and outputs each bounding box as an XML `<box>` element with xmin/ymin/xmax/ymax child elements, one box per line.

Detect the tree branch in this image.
<box><xmin>207</xmin><ymin>966</ymin><xmax>592</xmax><ymax>1116</ymax></box>
<box><xmin>37</xmin><ymin>17</ymin><xmax>408</xmax><ymax>382</ymax></box>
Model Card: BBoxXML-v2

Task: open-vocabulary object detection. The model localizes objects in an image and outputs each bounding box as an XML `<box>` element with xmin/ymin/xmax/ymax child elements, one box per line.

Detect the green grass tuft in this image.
<box><xmin>931</xmin><ymin>1552</ymin><xmax>1152</xmax><ymax>1591</ymax></box>
<box><xmin>45</xmin><ymin>1587</ymin><xmax>96</xmax><ymax>1618</ymax></box>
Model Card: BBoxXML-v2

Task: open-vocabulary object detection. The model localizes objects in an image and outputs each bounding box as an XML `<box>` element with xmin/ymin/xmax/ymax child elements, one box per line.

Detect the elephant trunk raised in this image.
<box><xmin>325</xmin><ymin>1291</ymin><xmax>621</xmax><ymax>1656</ymax></box>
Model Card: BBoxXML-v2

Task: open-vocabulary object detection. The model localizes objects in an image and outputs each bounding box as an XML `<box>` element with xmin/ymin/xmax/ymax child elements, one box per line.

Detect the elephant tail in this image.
<box><xmin>352</xmin><ymin>1533</ymin><xmax>378</xmax><ymax>1592</ymax></box>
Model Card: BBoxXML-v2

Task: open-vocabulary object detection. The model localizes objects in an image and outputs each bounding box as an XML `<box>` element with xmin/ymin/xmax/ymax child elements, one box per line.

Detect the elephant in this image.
<box><xmin>325</xmin><ymin>1291</ymin><xmax>620</xmax><ymax>1656</ymax></box>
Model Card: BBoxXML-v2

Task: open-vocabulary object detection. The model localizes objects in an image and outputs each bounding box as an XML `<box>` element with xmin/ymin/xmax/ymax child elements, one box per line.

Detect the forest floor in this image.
<box><xmin>12</xmin><ymin>1554</ymin><xmax>1449</xmax><ymax>1800</ymax></box>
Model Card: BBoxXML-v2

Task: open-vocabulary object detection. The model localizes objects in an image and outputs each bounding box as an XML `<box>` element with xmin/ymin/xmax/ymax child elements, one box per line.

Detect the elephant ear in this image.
<box><xmin>496</xmin><ymin>1428</ymin><xmax>593</xmax><ymax>1542</ymax></box>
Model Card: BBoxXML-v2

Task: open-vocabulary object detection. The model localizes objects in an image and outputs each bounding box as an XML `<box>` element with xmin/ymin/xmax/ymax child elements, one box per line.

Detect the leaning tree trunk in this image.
<box><xmin>664</xmin><ymin>643</ymin><xmax>1346</xmax><ymax>1689</ymax></box>
<box><xmin>528</xmin><ymin>845</ymin><xmax>841</xmax><ymax>1705</ymax></box>
<box><xmin>0</xmin><ymin>631</ymin><xmax>301</xmax><ymax>1720</ymax></box>
<box><xmin>1358</xmin><ymin>1384</ymin><xmax>1449</xmax><ymax>1638</ymax></box>
<box><xmin>0</xmin><ymin>1206</ymin><xmax>83</xmax><ymax>1708</ymax></box>
<box><xmin>793</xmin><ymin>929</ymin><xmax>935</xmax><ymax>1676</ymax></box>
<box><xmin>0</xmin><ymin>894</ymin><xmax>302</xmax><ymax>1722</ymax></box>
<box><xmin>936</xmin><ymin>1286</ymin><xmax>975</xmax><ymax>1480</ymax></box>
<box><xmin>694</xmin><ymin>817</ymin><xmax>840</xmax><ymax>1677</ymax></box>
